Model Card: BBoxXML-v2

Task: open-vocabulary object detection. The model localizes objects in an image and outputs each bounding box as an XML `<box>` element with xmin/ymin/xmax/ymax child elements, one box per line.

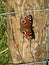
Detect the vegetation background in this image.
<box><xmin>0</xmin><ymin>0</ymin><xmax>9</xmax><ymax>65</ymax></box>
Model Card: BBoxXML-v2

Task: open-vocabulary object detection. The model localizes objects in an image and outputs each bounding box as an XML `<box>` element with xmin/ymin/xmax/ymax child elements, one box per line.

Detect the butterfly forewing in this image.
<box><xmin>25</xmin><ymin>15</ymin><xmax>33</xmax><ymax>25</ymax></box>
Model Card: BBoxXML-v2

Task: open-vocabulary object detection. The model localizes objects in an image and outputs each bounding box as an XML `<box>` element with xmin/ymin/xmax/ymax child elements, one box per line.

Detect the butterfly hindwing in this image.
<box><xmin>21</xmin><ymin>29</ymin><xmax>33</xmax><ymax>40</ymax></box>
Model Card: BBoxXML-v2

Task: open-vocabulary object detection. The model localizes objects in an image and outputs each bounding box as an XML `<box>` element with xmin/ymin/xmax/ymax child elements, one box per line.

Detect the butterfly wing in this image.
<box><xmin>21</xmin><ymin>29</ymin><xmax>32</xmax><ymax>40</ymax></box>
<box><xmin>31</xmin><ymin>29</ymin><xmax>35</xmax><ymax>39</ymax></box>
<box><xmin>25</xmin><ymin>29</ymin><xmax>33</xmax><ymax>40</ymax></box>
<box><xmin>25</xmin><ymin>15</ymin><xmax>33</xmax><ymax>25</ymax></box>
<box><xmin>20</xmin><ymin>15</ymin><xmax>33</xmax><ymax>26</ymax></box>
<box><xmin>20</xmin><ymin>15</ymin><xmax>35</xmax><ymax>40</ymax></box>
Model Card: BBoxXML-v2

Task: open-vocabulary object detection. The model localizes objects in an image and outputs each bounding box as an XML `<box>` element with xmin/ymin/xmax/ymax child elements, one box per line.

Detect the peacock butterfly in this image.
<box><xmin>20</xmin><ymin>15</ymin><xmax>35</xmax><ymax>40</ymax></box>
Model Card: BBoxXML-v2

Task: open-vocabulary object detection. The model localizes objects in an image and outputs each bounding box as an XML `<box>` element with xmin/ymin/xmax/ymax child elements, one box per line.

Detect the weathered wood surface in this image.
<box><xmin>6</xmin><ymin>0</ymin><xmax>48</xmax><ymax>65</ymax></box>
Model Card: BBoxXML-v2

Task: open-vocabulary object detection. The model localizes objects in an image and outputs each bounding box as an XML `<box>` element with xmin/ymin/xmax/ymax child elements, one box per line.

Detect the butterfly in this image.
<box><xmin>20</xmin><ymin>15</ymin><xmax>35</xmax><ymax>41</ymax></box>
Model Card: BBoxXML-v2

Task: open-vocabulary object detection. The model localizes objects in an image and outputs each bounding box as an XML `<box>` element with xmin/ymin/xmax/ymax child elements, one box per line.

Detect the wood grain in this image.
<box><xmin>6</xmin><ymin>0</ymin><xmax>48</xmax><ymax>64</ymax></box>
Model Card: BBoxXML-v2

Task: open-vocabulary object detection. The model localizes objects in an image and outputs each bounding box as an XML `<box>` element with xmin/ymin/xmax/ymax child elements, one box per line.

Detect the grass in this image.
<box><xmin>0</xmin><ymin>0</ymin><xmax>9</xmax><ymax>64</ymax></box>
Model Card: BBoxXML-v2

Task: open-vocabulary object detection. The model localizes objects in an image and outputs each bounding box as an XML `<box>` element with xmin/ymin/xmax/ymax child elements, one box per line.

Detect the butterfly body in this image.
<box><xmin>20</xmin><ymin>15</ymin><xmax>35</xmax><ymax>40</ymax></box>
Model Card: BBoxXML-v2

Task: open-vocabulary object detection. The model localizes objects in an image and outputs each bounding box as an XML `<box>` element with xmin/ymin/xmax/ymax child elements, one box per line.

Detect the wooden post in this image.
<box><xmin>6</xmin><ymin>0</ymin><xmax>48</xmax><ymax>64</ymax></box>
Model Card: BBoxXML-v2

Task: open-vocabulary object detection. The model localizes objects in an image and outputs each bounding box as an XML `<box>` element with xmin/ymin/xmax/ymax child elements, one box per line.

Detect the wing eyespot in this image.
<box><xmin>22</xmin><ymin>20</ymin><xmax>26</xmax><ymax>24</ymax></box>
<box><xmin>22</xmin><ymin>31</ymin><xmax>26</xmax><ymax>35</ymax></box>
